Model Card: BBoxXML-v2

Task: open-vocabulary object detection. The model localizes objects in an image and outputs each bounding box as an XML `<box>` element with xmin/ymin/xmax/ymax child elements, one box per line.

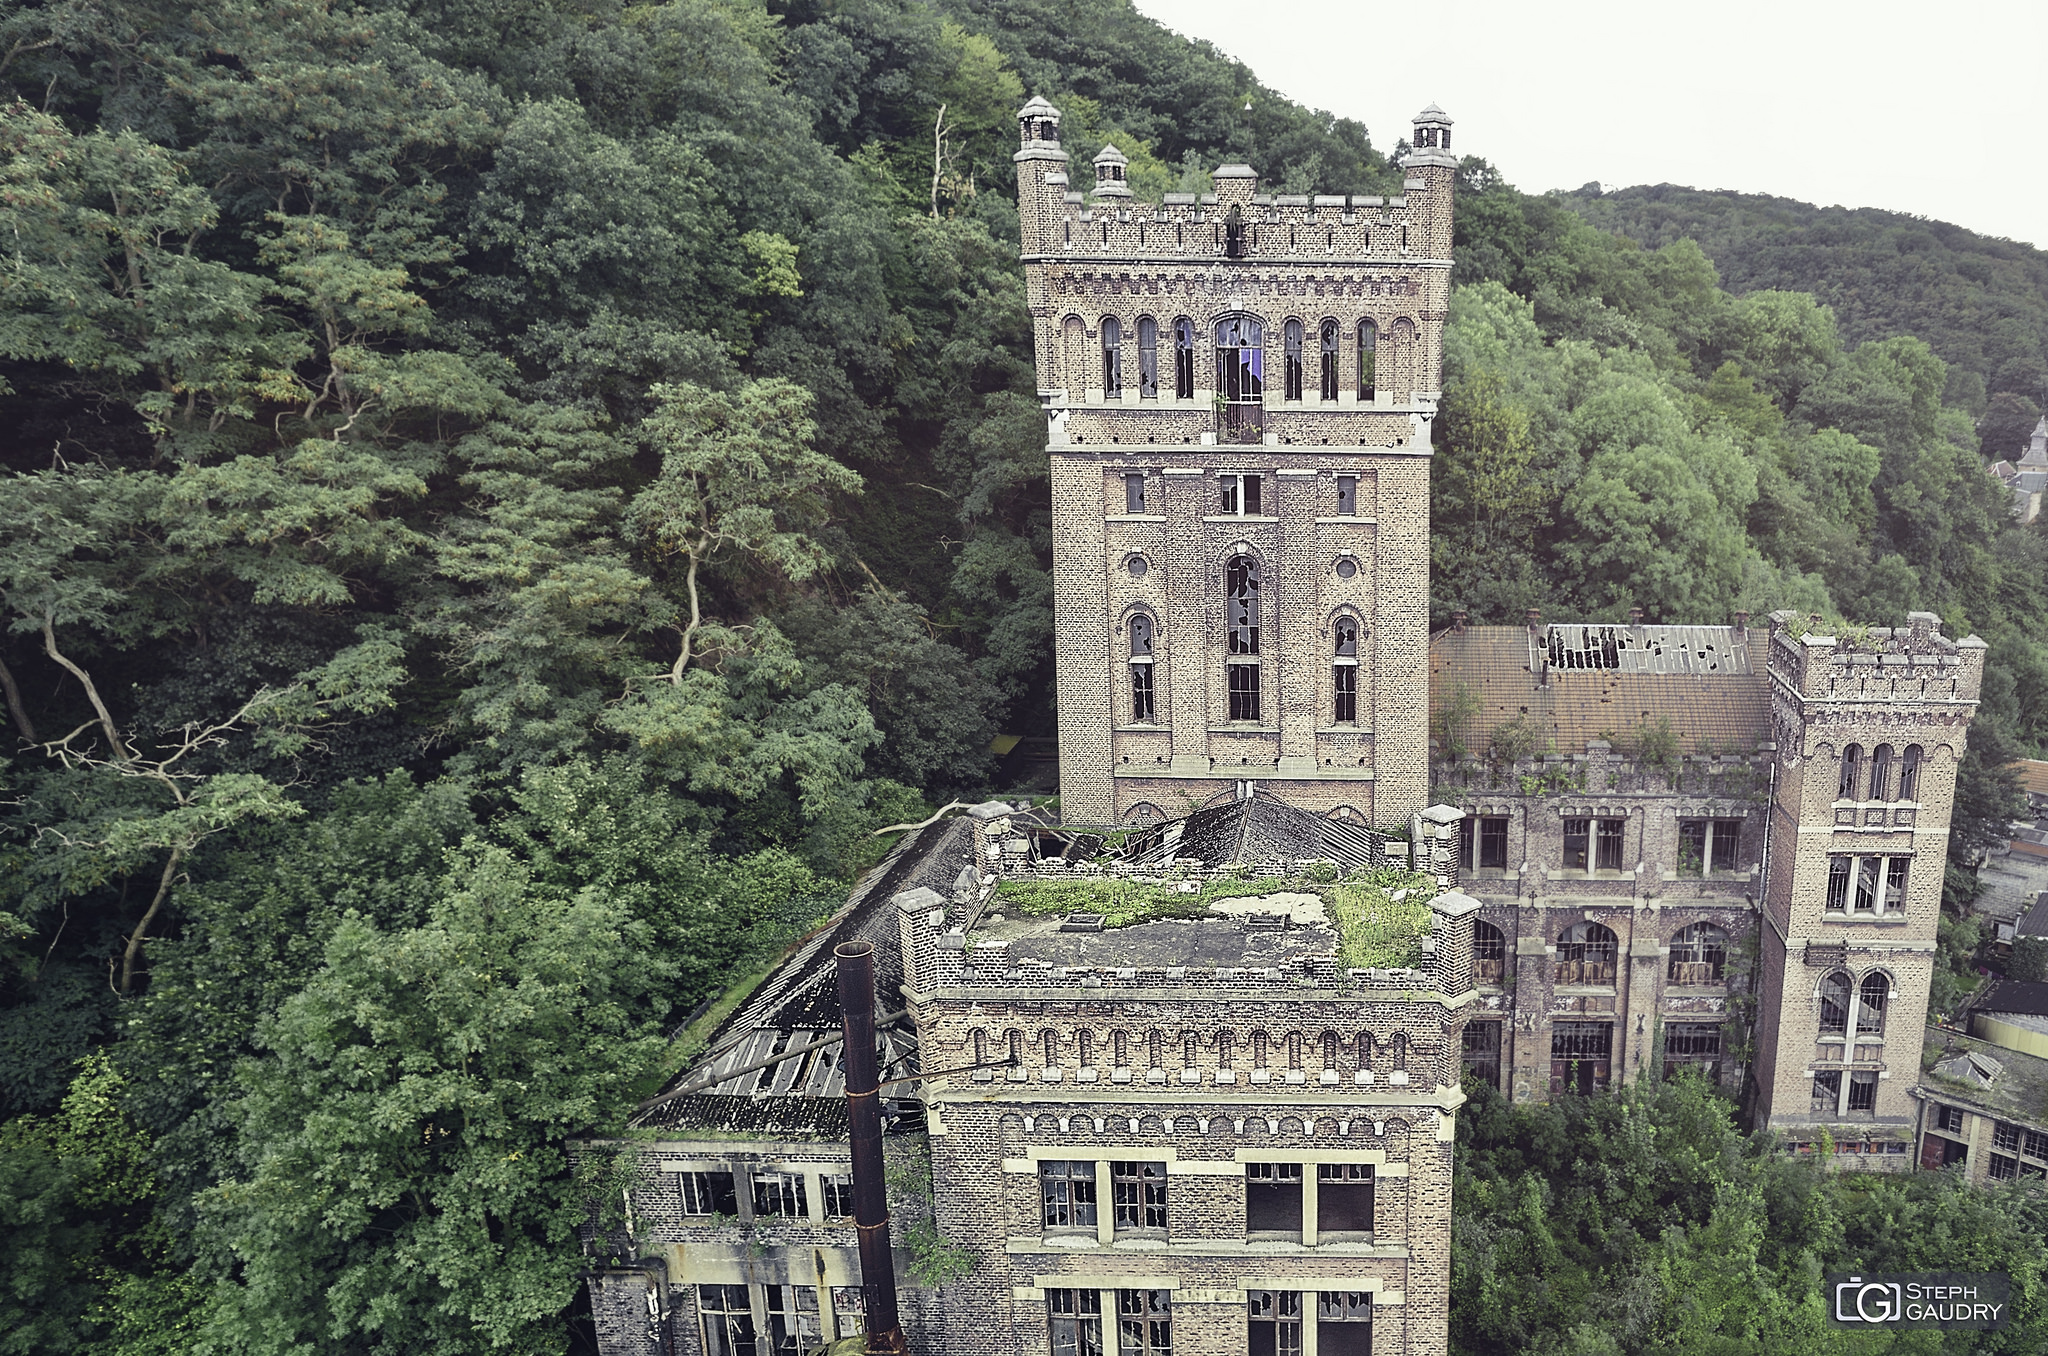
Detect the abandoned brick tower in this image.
<box><xmin>1023</xmin><ymin>98</ymin><xmax>1454</xmax><ymax>828</ymax></box>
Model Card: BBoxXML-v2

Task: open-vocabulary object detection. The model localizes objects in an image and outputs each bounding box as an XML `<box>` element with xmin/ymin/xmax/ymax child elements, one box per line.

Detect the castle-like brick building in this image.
<box><xmin>574</xmin><ymin>96</ymin><xmax>1991</xmax><ymax>1356</ymax></box>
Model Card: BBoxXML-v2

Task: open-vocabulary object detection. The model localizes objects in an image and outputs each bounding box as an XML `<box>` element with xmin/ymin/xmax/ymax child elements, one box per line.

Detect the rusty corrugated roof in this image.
<box><xmin>1430</xmin><ymin>625</ymin><xmax>1773</xmax><ymax>758</ymax></box>
<box><xmin>2011</xmin><ymin>760</ymin><xmax>2048</xmax><ymax>798</ymax></box>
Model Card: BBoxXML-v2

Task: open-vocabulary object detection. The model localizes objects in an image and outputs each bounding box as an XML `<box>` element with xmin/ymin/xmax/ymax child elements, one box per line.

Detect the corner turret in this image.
<box><xmin>1014</xmin><ymin>95</ymin><xmax>1069</xmax><ymax>259</ymax></box>
<box><xmin>1090</xmin><ymin>143</ymin><xmax>1131</xmax><ymax>199</ymax></box>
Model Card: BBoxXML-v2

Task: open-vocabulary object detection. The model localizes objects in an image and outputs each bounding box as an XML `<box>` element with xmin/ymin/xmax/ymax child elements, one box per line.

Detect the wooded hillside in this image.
<box><xmin>0</xmin><ymin>1</ymin><xmax>2043</xmax><ymax>1351</ymax></box>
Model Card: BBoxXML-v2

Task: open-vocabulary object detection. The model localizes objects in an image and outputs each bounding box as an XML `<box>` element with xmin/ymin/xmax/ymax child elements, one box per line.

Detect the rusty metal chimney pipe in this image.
<box><xmin>835</xmin><ymin>941</ymin><xmax>908</xmax><ymax>1355</ymax></box>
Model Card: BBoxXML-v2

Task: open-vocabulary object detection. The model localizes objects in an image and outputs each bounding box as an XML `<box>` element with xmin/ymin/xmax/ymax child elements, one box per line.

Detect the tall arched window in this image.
<box><xmin>1137</xmin><ymin>316</ymin><xmax>1159</xmax><ymax>399</ymax></box>
<box><xmin>1391</xmin><ymin>1033</ymin><xmax>1408</xmax><ymax>1072</ymax></box>
<box><xmin>1870</xmin><ymin>745</ymin><xmax>1893</xmax><ymax>802</ymax></box>
<box><xmin>1283</xmin><ymin>319</ymin><xmax>1305</xmax><ymax>401</ymax></box>
<box><xmin>1251</xmin><ymin>1030</ymin><xmax>1268</xmax><ymax>1068</ymax></box>
<box><xmin>1128</xmin><ymin>614</ymin><xmax>1156</xmax><ymax>723</ymax></box>
<box><xmin>1287</xmin><ymin>1032</ymin><xmax>1303</xmax><ymax>1069</ymax></box>
<box><xmin>1043</xmin><ymin>1029</ymin><xmax>1058</xmax><ymax>1067</ymax></box>
<box><xmin>1473</xmin><ymin>920</ymin><xmax>1506</xmax><ymax>983</ymax></box>
<box><xmin>1183</xmin><ymin>1030</ymin><xmax>1200</xmax><ymax>1068</ymax></box>
<box><xmin>1173</xmin><ymin>317</ymin><xmax>1195</xmax><ymax>398</ymax></box>
<box><xmin>1839</xmin><ymin>744</ymin><xmax>1863</xmax><ymax>799</ymax></box>
<box><xmin>1857</xmin><ymin>972</ymin><xmax>1890</xmax><ymax>1034</ymax></box>
<box><xmin>1899</xmin><ymin>745</ymin><xmax>1923</xmax><ymax>801</ymax></box>
<box><xmin>1078</xmin><ymin>1030</ymin><xmax>1093</xmax><ymax>1065</ymax></box>
<box><xmin>1818</xmin><ymin>972</ymin><xmax>1851</xmax><ymax>1034</ymax></box>
<box><xmin>1100</xmin><ymin>316</ymin><xmax>1122</xmax><ymax>398</ymax></box>
<box><xmin>1557</xmin><ymin>922</ymin><xmax>1618</xmax><ymax>984</ymax></box>
<box><xmin>1321</xmin><ymin>1031</ymin><xmax>1341</xmax><ymax>1071</ymax></box>
<box><xmin>1061</xmin><ymin>315</ymin><xmax>1086</xmax><ymax>395</ymax></box>
<box><xmin>1215</xmin><ymin>316</ymin><xmax>1264</xmax><ymax>443</ymax></box>
<box><xmin>1668</xmin><ymin>922</ymin><xmax>1728</xmax><ymax>984</ymax></box>
<box><xmin>1333</xmin><ymin>616</ymin><xmax>1359</xmax><ymax>724</ymax></box>
<box><xmin>1112</xmin><ymin>1029</ymin><xmax>1129</xmax><ymax>1067</ymax></box>
<box><xmin>1147</xmin><ymin>1029</ymin><xmax>1163</xmax><ymax>1068</ymax></box>
<box><xmin>1216</xmin><ymin>1030</ymin><xmax>1235</xmax><ymax>1068</ymax></box>
<box><xmin>1226</xmin><ymin>556</ymin><xmax>1261</xmax><ymax>721</ymax></box>
<box><xmin>1357</xmin><ymin>319</ymin><xmax>1378</xmax><ymax>400</ymax></box>
<box><xmin>1319</xmin><ymin>319</ymin><xmax>1339</xmax><ymax>400</ymax></box>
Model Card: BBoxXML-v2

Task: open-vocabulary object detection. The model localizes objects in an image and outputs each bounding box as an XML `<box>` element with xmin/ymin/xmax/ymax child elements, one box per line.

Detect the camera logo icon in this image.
<box><xmin>1835</xmin><ymin>1277</ymin><xmax>1901</xmax><ymax>1324</ymax></box>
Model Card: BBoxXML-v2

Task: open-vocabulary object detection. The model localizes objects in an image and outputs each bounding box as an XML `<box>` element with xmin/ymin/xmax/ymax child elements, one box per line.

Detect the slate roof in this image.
<box><xmin>1430</xmin><ymin>624</ymin><xmax>1772</xmax><ymax>757</ymax></box>
<box><xmin>1124</xmin><ymin>789</ymin><xmax>1382</xmax><ymax>869</ymax></box>
<box><xmin>1920</xmin><ymin>1026</ymin><xmax>2048</xmax><ymax>1128</ymax></box>
<box><xmin>2021</xmin><ymin>894</ymin><xmax>2048</xmax><ymax>939</ymax></box>
<box><xmin>1972</xmin><ymin>977</ymin><xmax>2048</xmax><ymax>1019</ymax></box>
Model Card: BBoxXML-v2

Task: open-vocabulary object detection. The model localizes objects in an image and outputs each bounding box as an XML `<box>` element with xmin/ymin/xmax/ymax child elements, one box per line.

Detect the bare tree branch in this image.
<box><xmin>0</xmin><ymin>654</ymin><xmax>35</xmax><ymax>742</ymax></box>
<box><xmin>42</xmin><ymin>611</ymin><xmax>124</xmax><ymax>757</ymax></box>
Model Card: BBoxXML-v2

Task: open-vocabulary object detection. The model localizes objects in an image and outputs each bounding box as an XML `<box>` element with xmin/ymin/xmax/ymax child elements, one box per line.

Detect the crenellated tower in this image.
<box><xmin>1019</xmin><ymin>100</ymin><xmax>1457</xmax><ymax>828</ymax></box>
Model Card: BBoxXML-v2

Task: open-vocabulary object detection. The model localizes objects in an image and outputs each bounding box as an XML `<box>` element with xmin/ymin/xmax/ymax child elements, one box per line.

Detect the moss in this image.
<box><xmin>1324</xmin><ymin>870</ymin><xmax>1436</xmax><ymax>969</ymax></box>
<box><xmin>991</xmin><ymin>874</ymin><xmax>1292</xmax><ymax>929</ymax></box>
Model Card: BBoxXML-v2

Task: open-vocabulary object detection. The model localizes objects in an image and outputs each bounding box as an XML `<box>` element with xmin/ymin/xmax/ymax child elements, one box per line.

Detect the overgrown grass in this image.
<box><xmin>990</xmin><ymin>874</ymin><xmax>1296</xmax><ymax>928</ymax></box>
<box><xmin>1324</xmin><ymin>869</ymin><xmax>1436</xmax><ymax>969</ymax></box>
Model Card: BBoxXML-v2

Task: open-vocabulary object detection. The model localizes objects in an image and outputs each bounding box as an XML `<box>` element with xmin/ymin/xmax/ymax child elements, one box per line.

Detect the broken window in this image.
<box><xmin>1936</xmin><ymin>1104</ymin><xmax>1964</xmax><ymax>1135</ymax></box>
<box><xmin>1869</xmin><ymin>744</ymin><xmax>1893</xmax><ymax>801</ymax></box>
<box><xmin>1472</xmin><ymin>920</ymin><xmax>1506</xmax><ymax>983</ymax></box>
<box><xmin>1319</xmin><ymin>319</ymin><xmax>1340</xmax><ymax>400</ymax></box>
<box><xmin>1596</xmin><ymin>819</ymin><xmax>1624</xmax><ymax>869</ymax></box>
<box><xmin>752</xmin><ymin>1171</ymin><xmax>807</xmax><ymax>1218</ymax></box>
<box><xmin>1899</xmin><ymin>744</ymin><xmax>1922</xmax><ymax>800</ymax></box>
<box><xmin>1857</xmin><ymin>972</ymin><xmax>1889</xmax><ymax>1034</ymax></box>
<box><xmin>1668</xmin><ymin>923</ymin><xmax>1727</xmax><ymax>984</ymax></box>
<box><xmin>1226</xmin><ymin>556</ymin><xmax>1260</xmax><ymax>651</ymax></box>
<box><xmin>1989</xmin><ymin>1152</ymin><xmax>2018</xmax><ymax>1180</ymax></box>
<box><xmin>1555</xmin><ymin>922</ymin><xmax>1617</xmax><ymax>985</ymax></box>
<box><xmin>1357</xmin><ymin>319</ymin><xmax>1377</xmax><ymax>400</ymax></box>
<box><xmin>1130</xmin><ymin>661</ymin><xmax>1155</xmax><ymax>723</ymax></box>
<box><xmin>1124</xmin><ymin>472</ymin><xmax>1147</xmax><ymax>513</ymax></box>
<box><xmin>1547</xmin><ymin>625</ymin><xmax>1621</xmax><ymax>670</ymax></box>
<box><xmin>1827</xmin><ymin>855</ymin><xmax>1852</xmax><ymax>911</ymax></box>
<box><xmin>831</xmin><ymin>1287</ymin><xmax>865</xmax><ymax>1337</ymax></box>
<box><xmin>681</xmin><ymin>1169</ymin><xmax>738</xmax><ymax>1217</ymax></box>
<box><xmin>1173</xmin><ymin>317</ymin><xmax>1195</xmax><ymax>398</ymax></box>
<box><xmin>1112</xmin><ymin>1161</ymin><xmax>1167</xmax><ymax>1230</ymax></box>
<box><xmin>1996</xmin><ymin>1121</ymin><xmax>2023</xmax><ymax>1152</ymax></box>
<box><xmin>1818</xmin><ymin>971</ymin><xmax>1851</xmax><ymax>1034</ymax></box>
<box><xmin>1283</xmin><ymin>319</ymin><xmax>1305</xmax><ymax>401</ymax></box>
<box><xmin>1117</xmin><ymin>1289</ymin><xmax>1172</xmax><ymax>1356</ymax></box>
<box><xmin>1563</xmin><ymin>818</ymin><xmax>1624</xmax><ymax>871</ymax></box>
<box><xmin>1848</xmin><ymin>1070</ymin><xmax>1878</xmax><ymax>1114</ymax></box>
<box><xmin>1101</xmin><ymin>316</ymin><xmax>1122</xmax><ymax>396</ymax></box>
<box><xmin>1218</xmin><ymin>473</ymin><xmax>1263</xmax><ymax>516</ymax></box>
<box><xmin>1462</xmin><ymin>1019</ymin><xmax>1502</xmax><ymax>1089</ymax></box>
<box><xmin>1041</xmin><ymin>1160</ymin><xmax>1098</xmax><ymax>1229</ymax></box>
<box><xmin>1854</xmin><ymin>857</ymin><xmax>1879</xmax><ymax>912</ymax></box>
<box><xmin>765</xmin><ymin>1286</ymin><xmax>821</xmax><ymax>1356</ymax></box>
<box><xmin>1215</xmin><ymin>316</ymin><xmax>1264</xmax><ymax>441</ymax></box>
<box><xmin>1316</xmin><ymin>1164</ymin><xmax>1374</xmax><ymax>1234</ymax></box>
<box><xmin>1839</xmin><ymin>744</ymin><xmax>1862</xmax><ymax>799</ymax></box>
<box><xmin>1247</xmin><ymin>1291</ymin><xmax>1301</xmax><ymax>1356</ymax></box>
<box><xmin>700</xmin><ymin>1284</ymin><xmax>757</xmax><ymax>1356</ymax></box>
<box><xmin>1336</xmin><ymin>474</ymin><xmax>1357</xmax><ymax>515</ymax></box>
<box><xmin>820</xmin><ymin>1174</ymin><xmax>854</xmax><ymax>1220</ymax></box>
<box><xmin>1663</xmin><ymin>1022</ymin><xmax>1722</xmax><ymax>1080</ymax></box>
<box><xmin>1332</xmin><ymin>663</ymin><xmax>1356</xmax><ymax>725</ymax></box>
<box><xmin>2026</xmin><ymin>1128</ymin><xmax>2048</xmax><ymax>1160</ymax></box>
<box><xmin>1811</xmin><ymin>1069</ymin><xmax>1842</xmax><ymax>1114</ymax></box>
<box><xmin>1245</xmin><ymin>1163</ymin><xmax>1303</xmax><ymax>1233</ymax></box>
<box><xmin>1677</xmin><ymin>819</ymin><xmax>1741</xmax><ymax>875</ymax></box>
<box><xmin>1562</xmin><ymin>819</ymin><xmax>1589</xmax><ymax>870</ymax></box>
<box><xmin>1317</xmin><ymin>1292</ymin><xmax>1373</xmax><ymax>1356</ymax></box>
<box><xmin>1137</xmin><ymin>316</ymin><xmax>1159</xmax><ymax>398</ymax></box>
<box><xmin>1460</xmin><ymin>818</ymin><xmax>1508</xmax><ymax>873</ymax></box>
<box><xmin>1884</xmin><ymin>858</ymin><xmax>1908</xmax><ymax>911</ymax></box>
<box><xmin>1048</xmin><ymin>1290</ymin><xmax>1104</xmax><ymax>1356</ymax></box>
<box><xmin>1550</xmin><ymin>1022</ymin><xmax>1612</xmax><ymax>1095</ymax></box>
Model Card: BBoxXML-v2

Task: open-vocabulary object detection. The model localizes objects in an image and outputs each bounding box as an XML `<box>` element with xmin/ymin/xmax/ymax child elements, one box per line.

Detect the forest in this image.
<box><xmin>1</xmin><ymin>0</ymin><xmax>2046</xmax><ymax>1351</ymax></box>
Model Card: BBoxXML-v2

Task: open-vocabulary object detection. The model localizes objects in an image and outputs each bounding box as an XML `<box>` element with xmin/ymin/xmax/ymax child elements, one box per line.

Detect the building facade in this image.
<box><xmin>1429</xmin><ymin>611</ymin><xmax>1985</xmax><ymax>1145</ymax></box>
<box><xmin>1025</xmin><ymin>95</ymin><xmax>1457</xmax><ymax>827</ymax></box>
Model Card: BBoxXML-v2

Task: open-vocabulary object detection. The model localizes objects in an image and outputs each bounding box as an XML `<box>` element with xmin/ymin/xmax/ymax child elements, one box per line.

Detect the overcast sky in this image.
<box><xmin>1134</xmin><ymin>0</ymin><xmax>2048</xmax><ymax>249</ymax></box>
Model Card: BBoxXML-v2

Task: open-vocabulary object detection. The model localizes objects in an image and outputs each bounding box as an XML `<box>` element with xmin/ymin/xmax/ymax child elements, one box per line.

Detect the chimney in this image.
<box><xmin>835</xmin><ymin>942</ymin><xmax>909</xmax><ymax>1356</ymax></box>
<box><xmin>1526</xmin><ymin>607</ymin><xmax>1542</xmax><ymax>635</ymax></box>
<box><xmin>1627</xmin><ymin>606</ymin><xmax>1644</xmax><ymax>626</ymax></box>
<box><xmin>1733</xmin><ymin>610</ymin><xmax>1750</xmax><ymax>631</ymax></box>
<box><xmin>1451</xmin><ymin>609</ymin><xmax>1468</xmax><ymax>635</ymax></box>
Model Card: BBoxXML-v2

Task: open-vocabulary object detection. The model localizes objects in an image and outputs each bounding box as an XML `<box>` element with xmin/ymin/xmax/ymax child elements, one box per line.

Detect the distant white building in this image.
<box><xmin>1989</xmin><ymin>415</ymin><xmax>2048</xmax><ymax>524</ymax></box>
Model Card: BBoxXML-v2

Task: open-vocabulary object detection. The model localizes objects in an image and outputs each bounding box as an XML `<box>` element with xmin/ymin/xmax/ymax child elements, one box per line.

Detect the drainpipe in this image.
<box><xmin>836</xmin><ymin>942</ymin><xmax>909</xmax><ymax>1356</ymax></box>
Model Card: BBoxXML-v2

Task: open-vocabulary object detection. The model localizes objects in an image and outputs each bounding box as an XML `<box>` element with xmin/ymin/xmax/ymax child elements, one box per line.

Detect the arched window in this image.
<box><xmin>1078</xmin><ymin>1030</ymin><xmax>1093</xmax><ymax>1065</ymax></box>
<box><xmin>1557</xmin><ymin>922</ymin><xmax>1618</xmax><ymax>984</ymax></box>
<box><xmin>1357</xmin><ymin>319</ymin><xmax>1378</xmax><ymax>400</ymax></box>
<box><xmin>1216</xmin><ymin>1030</ymin><xmax>1235</xmax><ymax>1068</ymax></box>
<box><xmin>1857</xmin><ymin>972</ymin><xmax>1889</xmax><ymax>1034</ymax></box>
<box><xmin>1473</xmin><ymin>920</ymin><xmax>1506</xmax><ymax>983</ymax></box>
<box><xmin>1183</xmin><ymin>1030</ymin><xmax>1200</xmax><ymax>1068</ymax></box>
<box><xmin>1136</xmin><ymin>316</ymin><xmax>1159</xmax><ymax>399</ymax></box>
<box><xmin>1870</xmin><ymin>745</ymin><xmax>1893</xmax><ymax>802</ymax></box>
<box><xmin>1226</xmin><ymin>556</ymin><xmax>1261</xmax><ymax>721</ymax></box>
<box><xmin>1391</xmin><ymin>1033</ymin><xmax>1408</xmax><ymax>1072</ymax></box>
<box><xmin>1355</xmin><ymin>1032</ymin><xmax>1376</xmax><ymax>1068</ymax></box>
<box><xmin>1321</xmin><ymin>1031</ymin><xmax>1341</xmax><ymax>1071</ymax></box>
<box><xmin>1007</xmin><ymin>1029</ymin><xmax>1024</xmax><ymax>1065</ymax></box>
<box><xmin>1283</xmin><ymin>319</ymin><xmax>1305</xmax><ymax>401</ymax></box>
<box><xmin>1818</xmin><ymin>972</ymin><xmax>1851</xmax><ymax>1034</ymax></box>
<box><xmin>1839</xmin><ymin>744</ymin><xmax>1862</xmax><ymax>799</ymax></box>
<box><xmin>1319</xmin><ymin>319</ymin><xmax>1339</xmax><ymax>400</ymax></box>
<box><xmin>1043</xmin><ymin>1029</ymin><xmax>1058</xmax><ymax>1067</ymax></box>
<box><xmin>1112</xmin><ymin>1029</ymin><xmax>1129</xmax><ymax>1067</ymax></box>
<box><xmin>1287</xmin><ymin>1032</ymin><xmax>1302</xmax><ymax>1069</ymax></box>
<box><xmin>1062</xmin><ymin>315</ymin><xmax>1087</xmax><ymax>395</ymax></box>
<box><xmin>1668</xmin><ymin>922</ymin><xmax>1728</xmax><ymax>984</ymax></box>
<box><xmin>1899</xmin><ymin>745</ymin><xmax>1923</xmax><ymax>801</ymax></box>
<box><xmin>1129</xmin><ymin>613</ymin><xmax>1155</xmax><ymax>722</ymax></box>
<box><xmin>1251</xmin><ymin>1030</ymin><xmax>1269</xmax><ymax>1068</ymax></box>
<box><xmin>1333</xmin><ymin>616</ymin><xmax>1359</xmax><ymax>724</ymax></box>
<box><xmin>1215</xmin><ymin>316</ymin><xmax>1263</xmax><ymax>442</ymax></box>
<box><xmin>1147</xmin><ymin>1029</ymin><xmax>1163</xmax><ymax>1068</ymax></box>
<box><xmin>972</xmin><ymin>1028</ymin><xmax>987</xmax><ymax>1063</ymax></box>
<box><xmin>1173</xmin><ymin>317</ymin><xmax>1195</xmax><ymax>398</ymax></box>
<box><xmin>1101</xmin><ymin>316</ymin><xmax>1122</xmax><ymax>397</ymax></box>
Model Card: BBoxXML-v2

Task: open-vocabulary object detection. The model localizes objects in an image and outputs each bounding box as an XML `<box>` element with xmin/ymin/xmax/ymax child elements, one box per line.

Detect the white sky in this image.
<box><xmin>1134</xmin><ymin>0</ymin><xmax>2048</xmax><ymax>249</ymax></box>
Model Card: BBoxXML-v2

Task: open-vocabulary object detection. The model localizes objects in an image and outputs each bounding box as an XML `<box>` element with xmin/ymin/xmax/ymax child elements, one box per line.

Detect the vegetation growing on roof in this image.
<box><xmin>1325</xmin><ymin>870</ymin><xmax>1438</xmax><ymax>969</ymax></box>
<box><xmin>989</xmin><ymin>875</ymin><xmax>1292</xmax><ymax>928</ymax></box>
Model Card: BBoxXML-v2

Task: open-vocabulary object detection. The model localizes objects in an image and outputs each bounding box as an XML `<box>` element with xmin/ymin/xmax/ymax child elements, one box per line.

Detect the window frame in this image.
<box><xmin>751</xmin><ymin>1170</ymin><xmax>808</xmax><ymax>1219</ymax></box>
<box><xmin>1136</xmin><ymin>316</ymin><xmax>1159</xmax><ymax>399</ymax></box>
<box><xmin>1040</xmin><ymin>1160</ymin><xmax>1099</xmax><ymax>1230</ymax></box>
<box><xmin>1173</xmin><ymin>317</ymin><xmax>1195</xmax><ymax>399</ymax></box>
<box><xmin>1111</xmin><ymin>1161</ymin><xmax>1167</xmax><ymax>1231</ymax></box>
<box><xmin>1048</xmin><ymin>1288</ymin><xmax>1104</xmax><ymax>1356</ymax></box>
<box><xmin>1100</xmin><ymin>316</ymin><xmax>1123</xmax><ymax>398</ymax></box>
<box><xmin>1282</xmin><ymin>319</ymin><xmax>1305</xmax><ymax>402</ymax></box>
<box><xmin>1116</xmin><ymin>1289</ymin><xmax>1172</xmax><ymax>1356</ymax></box>
<box><xmin>1357</xmin><ymin>319</ymin><xmax>1377</xmax><ymax>400</ymax></box>
<box><xmin>1318</xmin><ymin>319</ymin><xmax>1339</xmax><ymax>400</ymax></box>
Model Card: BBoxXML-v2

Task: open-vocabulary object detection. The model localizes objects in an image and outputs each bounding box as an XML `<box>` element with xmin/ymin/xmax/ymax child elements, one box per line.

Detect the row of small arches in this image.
<box><xmin>973</xmin><ymin>1027</ymin><xmax>1412</xmax><ymax>1072</ymax></box>
<box><xmin>1065</xmin><ymin>314</ymin><xmax>1411</xmax><ymax>402</ymax></box>
<box><xmin>999</xmin><ymin>1112</ymin><xmax>1413</xmax><ymax>1140</ymax></box>
<box><xmin>1471</xmin><ymin>920</ymin><xmax>1730</xmax><ymax>982</ymax></box>
<box><xmin>1837</xmin><ymin>744</ymin><xmax>1923</xmax><ymax>802</ymax></box>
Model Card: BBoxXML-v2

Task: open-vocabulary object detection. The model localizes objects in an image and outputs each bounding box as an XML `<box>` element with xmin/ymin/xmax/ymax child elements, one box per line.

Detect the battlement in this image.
<box><xmin>1024</xmin><ymin>181</ymin><xmax>1441</xmax><ymax>263</ymax></box>
<box><xmin>1767</xmin><ymin>610</ymin><xmax>1987</xmax><ymax>704</ymax></box>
